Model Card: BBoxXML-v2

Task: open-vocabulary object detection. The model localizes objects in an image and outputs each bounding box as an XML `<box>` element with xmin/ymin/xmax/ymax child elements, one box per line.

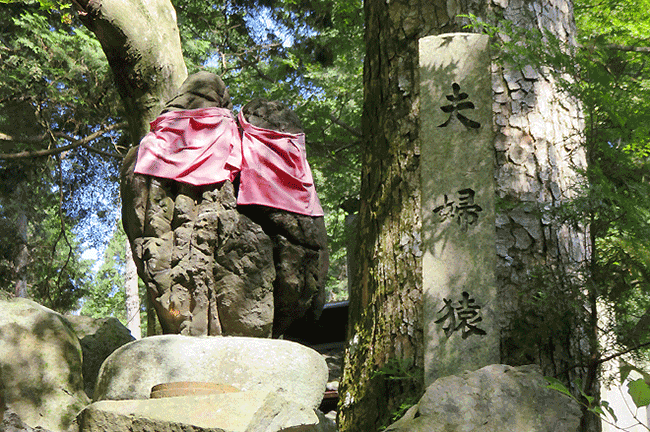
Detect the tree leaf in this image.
<box><xmin>628</xmin><ymin>379</ymin><xmax>650</xmax><ymax>407</ymax></box>
<box><xmin>545</xmin><ymin>377</ymin><xmax>574</xmax><ymax>399</ymax></box>
<box><xmin>600</xmin><ymin>400</ymin><xmax>618</xmax><ymax>422</ymax></box>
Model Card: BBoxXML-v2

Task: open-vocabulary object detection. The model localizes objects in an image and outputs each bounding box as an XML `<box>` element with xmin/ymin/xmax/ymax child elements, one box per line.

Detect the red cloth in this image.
<box><xmin>237</xmin><ymin>111</ymin><xmax>324</xmax><ymax>216</ymax></box>
<box><xmin>134</xmin><ymin>107</ymin><xmax>242</xmax><ymax>186</ymax></box>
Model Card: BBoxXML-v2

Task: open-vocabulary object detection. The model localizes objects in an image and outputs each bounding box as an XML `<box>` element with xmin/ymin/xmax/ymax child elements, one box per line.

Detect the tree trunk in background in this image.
<box><xmin>12</xmin><ymin>181</ymin><xmax>29</xmax><ymax>298</ymax></box>
<box><xmin>339</xmin><ymin>0</ymin><xmax>590</xmax><ymax>431</ymax></box>
<box><xmin>125</xmin><ymin>239</ymin><xmax>141</xmax><ymax>339</ymax></box>
<box><xmin>13</xmin><ymin>210</ymin><xmax>28</xmax><ymax>298</ymax></box>
<box><xmin>73</xmin><ymin>0</ymin><xmax>187</xmax><ymax>145</ymax></box>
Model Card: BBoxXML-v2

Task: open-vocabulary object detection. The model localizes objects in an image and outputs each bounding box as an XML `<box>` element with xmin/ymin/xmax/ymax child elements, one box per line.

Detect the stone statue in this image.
<box><xmin>120</xmin><ymin>72</ymin><xmax>328</xmax><ymax>337</ymax></box>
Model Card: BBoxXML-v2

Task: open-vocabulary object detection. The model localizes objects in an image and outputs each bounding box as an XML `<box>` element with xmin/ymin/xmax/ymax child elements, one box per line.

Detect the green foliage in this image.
<box><xmin>628</xmin><ymin>379</ymin><xmax>650</xmax><ymax>408</ymax></box>
<box><xmin>621</xmin><ymin>363</ymin><xmax>650</xmax><ymax>409</ymax></box>
<box><xmin>372</xmin><ymin>357</ymin><xmax>423</xmax><ymax>429</ymax></box>
<box><xmin>0</xmin><ymin>0</ymin><xmax>363</xmax><ymax>314</ymax></box>
<box><xmin>0</xmin><ymin>173</ymin><xmax>93</xmax><ymax>312</ymax></box>
<box><xmin>0</xmin><ymin>1</ymin><xmax>124</xmax><ymax>311</ymax></box>
<box><xmin>171</xmin><ymin>0</ymin><xmax>363</xmax><ymax>299</ymax></box>
<box><xmin>81</xmin><ymin>220</ymin><xmax>148</xmax><ymax>332</ymax></box>
<box><xmin>80</xmin><ymin>221</ymin><xmax>127</xmax><ymax>321</ymax></box>
<box><xmin>466</xmin><ymin>1</ymin><xmax>650</xmax><ymax>425</ymax></box>
<box><xmin>546</xmin><ymin>377</ymin><xmax>619</xmax><ymax>422</ymax></box>
<box><xmin>372</xmin><ymin>358</ymin><xmax>421</xmax><ymax>382</ymax></box>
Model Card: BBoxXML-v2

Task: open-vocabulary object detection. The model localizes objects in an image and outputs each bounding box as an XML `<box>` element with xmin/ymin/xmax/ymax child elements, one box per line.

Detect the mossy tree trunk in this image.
<box><xmin>339</xmin><ymin>0</ymin><xmax>590</xmax><ymax>431</ymax></box>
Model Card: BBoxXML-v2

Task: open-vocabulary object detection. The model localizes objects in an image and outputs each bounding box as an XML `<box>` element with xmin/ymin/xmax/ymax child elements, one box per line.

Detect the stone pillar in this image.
<box><xmin>420</xmin><ymin>33</ymin><xmax>497</xmax><ymax>386</ymax></box>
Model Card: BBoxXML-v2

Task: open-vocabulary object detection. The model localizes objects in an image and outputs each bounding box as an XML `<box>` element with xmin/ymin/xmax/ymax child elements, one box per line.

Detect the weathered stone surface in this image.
<box><xmin>239</xmin><ymin>206</ymin><xmax>328</xmax><ymax>337</ymax></box>
<box><xmin>385</xmin><ymin>364</ymin><xmax>581</xmax><ymax>432</ymax></box>
<box><xmin>79</xmin><ymin>391</ymin><xmax>319</xmax><ymax>432</ymax></box>
<box><xmin>121</xmin><ymin>169</ymin><xmax>277</xmax><ymax>336</ymax></box>
<box><xmin>2</xmin><ymin>408</ymin><xmax>54</xmax><ymax>432</ymax></box>
<box><xmin>93</xmin><ymin>335</ymin><xmax>328</xmax><ymax>409</ymax></box>
<box><xmin>0</xmin><ymin>298</ymin><xmax>90</xmax><ymax>432</ymax></box>
<box><xmin>163</xmin><ymin>71</ymin><xmax>233</xmax><ymax>113</ymax></box>
<box><xmin>120</xmin><ymin>76</ymin><xmax>328</xmax><ymax>338</ymax></box>
<box><xmin>63</xmin><ymin>315</ymin><xmax>135</xmax><ymax>397</ymax></box>
<box><xmin>79</xmin><ymin>390</ymin><xmax>322</xmax><ymax>432</ymax></box>
<box><xmin>420</xmin><ymin>33</ymin><xmax>498</xmax><ymax>386</ymax></box>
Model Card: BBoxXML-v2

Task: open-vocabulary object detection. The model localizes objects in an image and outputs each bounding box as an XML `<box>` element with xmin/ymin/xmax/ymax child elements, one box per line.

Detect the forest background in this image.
<box><xmin>1</xmin><ymin>0</ymin><xmax>650</xmax><ymax>424</ymax></box>
<box><xmin>0</xmin><ymin>0</ymin><xmax>363</xmax><ymax>327</ymax></box>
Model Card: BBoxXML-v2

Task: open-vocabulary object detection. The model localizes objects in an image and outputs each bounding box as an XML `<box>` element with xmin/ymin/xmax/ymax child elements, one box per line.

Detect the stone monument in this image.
<box><xmin>121</xmin><ymin>72</ymin><xmax>328</xmax><ymax>338</ymax></box>
<box><xmin>420</xmin><ymin>33</ymin><xmax>498</xmax><ymax>386</ymax></box>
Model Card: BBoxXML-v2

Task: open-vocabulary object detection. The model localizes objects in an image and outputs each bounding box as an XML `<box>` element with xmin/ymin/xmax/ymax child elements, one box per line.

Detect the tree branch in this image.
<box><xmin>0</xmin><ymin>132</ymin><xmax>46</xmax><ymax>144</ymax></box>
<box><xmin>581</xmin><ymin>42</ymin><xmax>650</xmax><ymax>54</ymax></box>
<box><xmin>554</xmin><ymin>341</ymin><xmax>650</xmax><ymax>379</ymax></box>
<box><xmin>329</xmin><ymin>113</ymin><xmax>362</xmax><ymax>138</ymax></box>
<box><xmin>81</xmin><ymin>143</ymin><xmax>124</xmax><ymax>159</ymax></box>
<box><xmin>605</xmin><ymin>43</ymin><xmax>650</xmax><ymax>54</ymax></box>
<box><xmin>0</xmin><ymin>122</ymin><xmax>126</xmax><ymax>160</ymax></box>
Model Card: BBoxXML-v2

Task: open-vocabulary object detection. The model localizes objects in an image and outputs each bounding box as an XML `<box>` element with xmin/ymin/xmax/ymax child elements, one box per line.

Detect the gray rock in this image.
<box><xmin>385</xmin><ymin>364</ymin><xmax>581</xmax><ymax>432</ymax></box>
<box><xmin>63</xmin><ymin>315</ymin><xmax>135</xmax><ymax>398</ymax></box>
<box><xmin>313</xmin><ymin>410</ymin><xmax>338</xmax><ymax>432</ymax></box>
<box><xmin>2</xmin><ymin>408</ymin><xmax>55</xmax><ymax>432</ymax></box>
<box><xmin>239</xmin><ymin>206</ymin><xmax>328</xmax><ymax>337</ymax></box>
<box><xmin>78</xmin><ymin>390</ymin><xmax>319</xmax><ymax>432</ymax></box>
<box><xmin>121</xmin><ymin>172</ymin><xmax>278</xmax><ymax>337</ymax></box>
<box><xmin>0</xmin><ymin>298</ymin><xmax>90</xmax><ymax>432</ymax></box>
<box><xmin>93</xmin><ymin>335</ymin><xmax>328</xmax><ymax>409</ymax></box>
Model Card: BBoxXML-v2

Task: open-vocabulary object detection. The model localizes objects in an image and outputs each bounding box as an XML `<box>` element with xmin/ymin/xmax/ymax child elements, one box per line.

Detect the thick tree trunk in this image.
<box><xmin>339</xmin><ymin>0</ymin><xmax>590</xmax><ymax>431</ymax></box>
<box><xmin>74</xmin><ymin>0</ymin><xmax>187</xmax><ymax>336</ymax></box>
<box><xmin>73</xmin><ymin>0</ymin><xmax>187</xmax><ymax>144</ymax></box>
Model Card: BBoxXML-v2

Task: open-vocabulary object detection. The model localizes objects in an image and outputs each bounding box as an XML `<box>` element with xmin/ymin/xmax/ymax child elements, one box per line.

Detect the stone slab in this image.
<box><xmin>419</xmin><ymin>33</ymin><xmax>498</xmax><ymax>386</ymax></box>
<box><xmin>78</xmin><ymin>390</ymin><xmax>319</xmax><ymax>432</ymax></box>
<box><xmin>93</xmin><ymin>335</ymin><xmax>328</xmax><ymax>409</ymax></box>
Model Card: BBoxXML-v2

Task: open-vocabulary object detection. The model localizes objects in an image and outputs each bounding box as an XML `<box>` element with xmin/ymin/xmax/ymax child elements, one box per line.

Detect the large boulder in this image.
<box><xmin>93</xmin><ymin>335</ymin><xmax>329</xmax><ymax>410</ymax></box>
<box><xmin>63</xmin><ymin>315</ymin><xmax>135</xmax><ymax>397</ymax></box>
<box><xmin>385</xmin><ymin>364</ymin><xmax>581</xmax><ymax>432</ymax></box>
<box><xmin>0</xmin><ymin>298</ymin><xmax>90</xmax><ymax>432</ymax></box>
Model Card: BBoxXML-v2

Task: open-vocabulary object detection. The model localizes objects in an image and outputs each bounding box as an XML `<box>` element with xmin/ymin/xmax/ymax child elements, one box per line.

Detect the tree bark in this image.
<box><xmin>73</xmin><ymin>0</ymin><xmax>187</xmax><ymax>145</ymax></box>
<box><xmin>339</xmin><ymin>0</ymin><xmax>590</xmax><ymax>431</ymax></box>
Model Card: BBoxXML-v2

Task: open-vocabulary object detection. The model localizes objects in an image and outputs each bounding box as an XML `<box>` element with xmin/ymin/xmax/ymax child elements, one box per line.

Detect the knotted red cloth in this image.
<box><xmin>133</xmin><ymin>108</ymin><xmax>324</xmax><ymax>217</ymax></box>
<box><xmin>134</xmin><ymin>107</ymin><xmax>242</xmax><ymax>186</ymax></box>
<box><xmin>237</xmin><ymin>111</ymin><xmax>324</xmax><ymax>216</ymax></box>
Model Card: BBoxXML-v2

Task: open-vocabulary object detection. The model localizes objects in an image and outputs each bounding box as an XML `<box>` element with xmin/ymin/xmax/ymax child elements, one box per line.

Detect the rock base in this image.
<box><xmin>385</xmin><ymin>364</ymin><xmax>581</xmax><ymax>432</ymax></box>
<box><xmin>93</xmin><ymin>335</ymin><xmax>329</xmax><ymax>410</ymax></box>
<box><xmin>79</xmin><ymin>391</ymin><xmax>322</xmax><ymax>432</ymax></box>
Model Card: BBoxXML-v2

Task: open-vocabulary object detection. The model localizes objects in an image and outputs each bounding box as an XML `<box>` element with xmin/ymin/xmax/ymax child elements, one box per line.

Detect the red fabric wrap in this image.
<box><xmin>133</xmin><ymin>108</ymin><xmax>324</xmax><ymax>217</ymax></box>
<box><xmin>237</xmin><ymin>111</ymin><xmax>324</xmax><ymax>216</ymax></box>
<box><xmin>134</xmin><ymin>107</ymin><xmax>242</xmax><ymax>186</ymax></box>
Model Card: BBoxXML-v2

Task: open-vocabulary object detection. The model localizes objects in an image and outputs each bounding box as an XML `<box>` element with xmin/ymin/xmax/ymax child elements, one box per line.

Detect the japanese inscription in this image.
<box><xmin>438</xmin><ymin>83</ymin><xmax>481</xmax><ymax>129</ymax></box>
<box><xmin>421</xmin><ymin>33</ymin><xmax>498</xmax><ymax>384</ymax></box>
<box><xmin>435</xmin><ymin>291</ymin><xmax>487</xmax><ymax>339</ymax></box>
<box><xmin>433</xmin><ymin>188</ymin><xmax>483</xmax><ymax>231</ymax></box>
